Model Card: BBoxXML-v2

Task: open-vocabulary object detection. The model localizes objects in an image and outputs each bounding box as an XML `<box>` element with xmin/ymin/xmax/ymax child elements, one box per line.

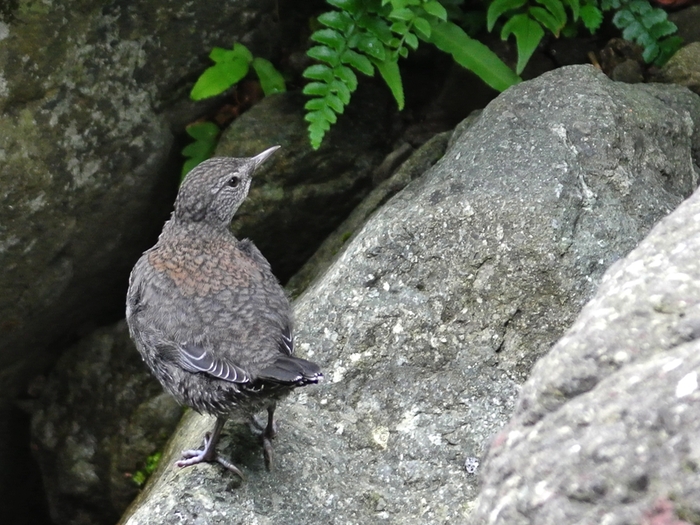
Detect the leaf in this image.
<box><xmin>561</xmin><ymin>0</ymin><xmax>579</xmax><ymax>21</ymax></box>
<box><xmin>427</xmin><ymin>19</ymin><xmax>521</xmax><ymax>91</ymax></box>
<box><xmin>330</xmin><ymin>79</ymin><xmax>352</xmax><ymax>104</ymax></box>
<box><xmin>529</xmin><ymin>6</ymin><xmax>563</xmax><ymax>36</ymax></box>
<box><xmin>535</xmin><ymin>0</ymin><xmax>567</xmax><ymax>26</ymax></box>
<box><xmin>640</xmin><ymin>8</ymin><xmax>666</xmax><ymax>28</ymax></box>
<box><xmin>405</xmin><ymin>31</ymin><xmax>419</xmax><ymax>49</ymax></box>
<box><xmin>186</xmin><ymin>121</ymin><xmax>219</xmax><ymax>141</ymax></box>
<box><xmin>318</xmin><ymin>11</ymin><xmax>354</xmax><ymax>32</ymax></box>
<box><xmin>181</xmin><ymin>122</ymin><xmax>219</xmax><ymax>178</ymax></box>
<box><xmin>357</xmin><ymin>14</ymin><xmax>394</xmax><ymax>44</ymax></box>
<box><xmin>305</xmin><ymin>110</ymin><xmax>332</xmax><ymax>130</ymax></box>
<box><xmin>311</xmin><ymin>28</ymin><xmax>346</xmax><ymax>49</ymax></box>
<box><xmin>230</xmin><ymin>43</ymin><xmax>254</xmax><ymax>63</ymax></box>
<box><xmin>309</xmin><ymin>126</ymin><xmax>326</xmax><ymax>149</ymax></box>
<box><xmin>251</xmin><ymin>58</ymin><xmax>286</xmax><ymax>95</ymax></box>
<box><xmin>325</xmin><ymin>94</ymin><xmax>345</xmax><ymax>113</ymax></box>
<box><xmin>654</xmin><ymin>35</ymin><xmax>683</xmax><ymax>65</ymax></box>
<box><xmin>390</xmin><ymin>7</ymin><xmax>415</xmax><ymax>21</ymax></box>
<box><xmin>612</xmin><ymin>9</ymin><xmax>635</xmax><ymax>28</ymax></box>
<box><xmin>303</xmin><ymin>81</ymin><xmax>330</xmax><ymax>96</ymax></box>
<box><xmin>487</xmin><ymin>0</ymin><xmax>527</xmax><ymax>32</ymax></box>
<box><xmin>375</xmin><ymin>58</ymin><xmax>405</xmax><ymax>110</ymax></box>
<box><xmin>303</xmin><ymin>63</ymin><xmax>335</xmax><ymax>82</ymax></box>
<box><xmin>621</xmin><ymin>20</ymin><xmax>644</xmax><ymax>41</ymax></box>
<box><xmin>334</xmin><ymin>65</ymin><xmax>358</xmax><ymax>90</ymax></box>
<box><xmin>391</xmin><ymin>21</ymin><xmax>409</xmax><ymax>34</ymax></box>
<box><xmin>501</xmin><ymin>13</ymin><xmax>545</xmax><ymax>75</ymax></box>
<box><xmin>209</xmin><ymin>47</ymin><xmax>236</xmax><ymax>63</ymax></box>
<box><xmin>579</xmin><ymin>4</ymin><xmax>603</xmax><ymax>32</ymax></box>
<box><xmin>181</xmin><ymin>139</ymin><xmax>213</xmax><ymax>158</ymax></box>
<box><xmin>305</xmin><ymin>98</ymin><xmax>330</xmax><ymax>111</ymax></box>
<box><xmin>357</xmin><ymin>33</ymin><xmax>387</xmax><ymax>60</ymax></box>
<box><xmin>422</xmin><ymin>0</ymin><xmax>448</xmax><ymax>20</ymax></box>
<box><xmin>190</xmin><ymin>59</ymin><xmax>250</xmax><ymax>100</ymax></box>
<box><xmin>308</xmin><ymin>45</ymin><xmax>341</xmax><ymax>64</ymax></box>
<box><xmin>628</xmin><ymin>0</ymin><xmax>652</xmax><ymax>15</ymax></box>
<box><xmin>641</xmin><ymin>41</ymin><xmax>659</xmax><ymax>63</ymax></box>
<box><xmin>341</xmin><ymin>49</ymin><xmax>375</xmax><ymax>75</ymax></box>
<box><xmin>648</xmin><ymin>20</ymin><xmax>677</xmax><ymax>39</ymax></box>
<box><xmin>413</xmin><ymin>16</ymin><xmax>431</xmax><ymax>38</ymax></box>
<box><xmin>600</xmin><ymin>0</ymin><xmax>620</xmax><ymax>10</ymax></box>
<box><xmin>328</xmin><ymin>0</ymin><xmax>360</xmax><ymax>11</ymax></box>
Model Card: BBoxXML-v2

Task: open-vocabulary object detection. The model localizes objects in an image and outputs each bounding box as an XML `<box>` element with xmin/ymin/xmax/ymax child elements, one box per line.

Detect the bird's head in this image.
<box><xmin>174</xmin><ymin>145</ymin><xmax>280</xmax><ymax>228</ymax></box>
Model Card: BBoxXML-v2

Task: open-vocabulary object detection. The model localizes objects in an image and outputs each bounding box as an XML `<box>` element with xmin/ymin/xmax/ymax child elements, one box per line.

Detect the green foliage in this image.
<box><xmin>182</xmin><ymin>43</ymin><xmax>286</xmax><ymax>176</ymax></box>
<box><xmin>488</xmin><ymin>0</ymin><xmax>681</xmax><ymax>73</ymax></box>
<box><xmin>190</xmin><ymin>43</ymin><xmax>286</xmax><ymax>100</ymax></box>
<box><xmin>181</xmin><ymin>122</ymin><xmax>219</xmax><ymax>179</ymax></box>
<box><xmin>601</xmin><ymin>0</ymin><xmax>682</xmax><ymax>64</ymax></box>
<box><xmin>303</xmin><ymin>0</ymin><xmax>521</xmax><ymax>149</ymax></box>
<box><xmin>488</xmin><ymin>0</ymin><xmax>578</xmax><ymax>74</ymax></box>
<box><xmin>131</xmin><ymin>451</ymin><xmax>162</xmax><ymax>487</ymax></box>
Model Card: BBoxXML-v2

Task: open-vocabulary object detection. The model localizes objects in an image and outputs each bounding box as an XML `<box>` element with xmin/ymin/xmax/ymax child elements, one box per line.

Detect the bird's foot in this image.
<box><xmin>176</xmin><ymin>431</ymin><xmax>245</xmax><ymax>479</ymax></box>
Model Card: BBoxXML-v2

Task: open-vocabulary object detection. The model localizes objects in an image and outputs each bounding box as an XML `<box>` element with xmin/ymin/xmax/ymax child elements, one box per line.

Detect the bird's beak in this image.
<box><xmin>252</xmin><ymin>145</ymin><xmax>281</xmax><ymax>170</ymax></box>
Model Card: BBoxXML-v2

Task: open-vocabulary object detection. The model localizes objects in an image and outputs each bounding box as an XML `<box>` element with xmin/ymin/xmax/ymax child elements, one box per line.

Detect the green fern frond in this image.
<box><xmin>604</xmin><ymin>0</ymin><xmax>681</xmax><ymax>65</ymax></box>
<box><xmin>304</xmin><ymin>0</ymin><xmax>519</xmax><ymax>150</ymax></box>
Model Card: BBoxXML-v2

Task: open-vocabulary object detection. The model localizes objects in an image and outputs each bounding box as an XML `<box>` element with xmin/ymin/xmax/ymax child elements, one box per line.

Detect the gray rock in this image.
<box><xmin>669</xmin><ymin>5</ymin><xmax>700</xmax><ymax>45</ymax></box>
<box><xmin>658</xmin><ymin>42</ymin><xmax>700</xmax><ymax>96</ymax></box>
<box><xmin>468</xmin><ymin>177</ymin><xmax>700</xmax><ymax>525</ymax></box>
<box><xmin>119</xmin><ymin>66</ymin><xmax>700</xmax><ymax>524</ymax></box>
<box><xmin>286</xmin><ymin>131</ymin><xmax>451</xmax><ymax>297</ymax></box>
<box><xmin>31</xmin><ymin>321</ymin><xmax>182</xmax><ymax>525</ymax></box>
<box><xmin>215</xmin><ymin>89</ymin><xmax>393</xmax><ymax>283</ymax></box>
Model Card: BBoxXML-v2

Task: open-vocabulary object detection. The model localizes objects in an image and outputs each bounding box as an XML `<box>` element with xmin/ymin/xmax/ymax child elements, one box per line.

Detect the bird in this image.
<box><xmin>125</xmin><ymin>145</ymin><xmax>322</xmax><ymax>478</ymax></box>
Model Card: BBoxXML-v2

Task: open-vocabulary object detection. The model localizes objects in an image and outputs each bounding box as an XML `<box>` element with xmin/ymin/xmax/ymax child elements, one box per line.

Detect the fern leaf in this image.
<box><xmin>422</xmin><ymin>0</ymin><xmax>448</xmax><ymax>20</ymax></box>
<box><xmin>251</xmin><ymin>58</ymin><xmax>286</xmax><ymax>95</ymax></box>
<box><xmin>535</xmin><ymin>0</ymin><xmax>567</xmax><ymax>26</ymax></box>
<box><xmin>501</xmin><ymin>13</ymin><xmax>545</xmax><ymax>75</ymax></box>
<box><xmin>312</xmin><ymin>28</ymin><xmax>346</xmax><ymax>49</ymax></box>
<box><xmin>375</xmin><ymin>58</ymin><xmax>405</xmax><ymax>110</ymax></box>
<box><xmin>487</xmin><ymin>0</ymin><xmax>528</xmax><ymax>32</ymax></box>
<box><xmin>428</xmin><ymin>19</ymin><xmax>521</xmax><ymax>91</ymax></box>
<box><xmin>529</xmin><ymin>6</ymin><xmax>564</xmax><ymax>36</ymax></box>
<box><xmin>579</xmin><ymin>4</ymin><xmax>603</xmax><ymax>32</ymax></box>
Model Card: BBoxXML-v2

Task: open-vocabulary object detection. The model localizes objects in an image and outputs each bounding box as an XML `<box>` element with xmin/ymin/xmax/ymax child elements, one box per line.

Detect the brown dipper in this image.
<box><xmin>126</xmin><ymin>146</ymin><xmax>322</xmax><ymax>477</ymax></box>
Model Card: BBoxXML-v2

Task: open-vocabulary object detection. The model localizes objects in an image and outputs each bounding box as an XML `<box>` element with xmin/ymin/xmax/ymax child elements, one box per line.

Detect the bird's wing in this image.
<box><xmin>279</xmin><ymin>324</ymin><xmax>294</xmax><ymax>356</ymax></box>
<box><xmin>177</xmin><ymin>343</ymin><xmax>251</xmax><ymax>384</ymax></box>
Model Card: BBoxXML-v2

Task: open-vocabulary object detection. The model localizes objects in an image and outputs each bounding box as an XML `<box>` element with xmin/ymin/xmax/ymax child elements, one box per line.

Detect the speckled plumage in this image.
<box><xmin>126</xmin><ymin>146</ymin><xmax>322</xmax><ymax>476</ymax></box>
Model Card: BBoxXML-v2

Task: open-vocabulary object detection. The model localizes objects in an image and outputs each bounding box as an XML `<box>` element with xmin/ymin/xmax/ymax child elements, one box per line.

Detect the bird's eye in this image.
<box><xmin>227</xmin><ymin>176</ymin><xmax>240</xmax><ymax>188</ymax></box>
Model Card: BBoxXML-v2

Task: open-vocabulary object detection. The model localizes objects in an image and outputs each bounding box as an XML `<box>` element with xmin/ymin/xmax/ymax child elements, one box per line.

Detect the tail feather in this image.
<box><xmin>257</xmin><ymin>356</ymin><xmax>323</xmax><ymax>386</ymax></box>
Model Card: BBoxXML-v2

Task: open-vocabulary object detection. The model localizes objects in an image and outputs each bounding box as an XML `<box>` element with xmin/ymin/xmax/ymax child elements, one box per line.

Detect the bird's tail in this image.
<box><xmin>257</xmin><ymin>356</ymin><xmax>323</xmax><ymax>386</ymax></box>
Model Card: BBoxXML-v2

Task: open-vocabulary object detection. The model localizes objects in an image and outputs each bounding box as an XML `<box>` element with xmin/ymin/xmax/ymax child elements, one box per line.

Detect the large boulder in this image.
<box><xmin>119</xmin><ymin>66</ymin><xmax>700</xmax><ymax>523</ymax></box>
<box><xmin>30</xmin><ymin>321</ymin><xmax>182</xmax><ymax>525</ymax></box>
<box><xmin>468</xmin><ymin>168</ymin><xmax>700</xmax><ymax>525</ymax></box>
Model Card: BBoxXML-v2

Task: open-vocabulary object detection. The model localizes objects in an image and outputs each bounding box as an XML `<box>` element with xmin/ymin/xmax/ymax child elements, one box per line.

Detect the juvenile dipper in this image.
<box><xmin>126</xmin><ymin>146</ymin><xmax>322</xmax><ymax>477</ymax></box>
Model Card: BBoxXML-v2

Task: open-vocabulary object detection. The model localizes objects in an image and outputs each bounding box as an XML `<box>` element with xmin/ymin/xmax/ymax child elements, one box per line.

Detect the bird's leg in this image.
<box><xmin>176</xmin><ymin>416</ymin><xmax>244</xmax><ymax>478</ymax></box>
<box><xmin>262</xmin><ymin>402</ymin><xmax>277</xmax><ymax>471</ymax></box>
<box><xmin>248</xmin><ymin>403</ymin><xmax>278</xmax><ymax>470</ymax></box>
